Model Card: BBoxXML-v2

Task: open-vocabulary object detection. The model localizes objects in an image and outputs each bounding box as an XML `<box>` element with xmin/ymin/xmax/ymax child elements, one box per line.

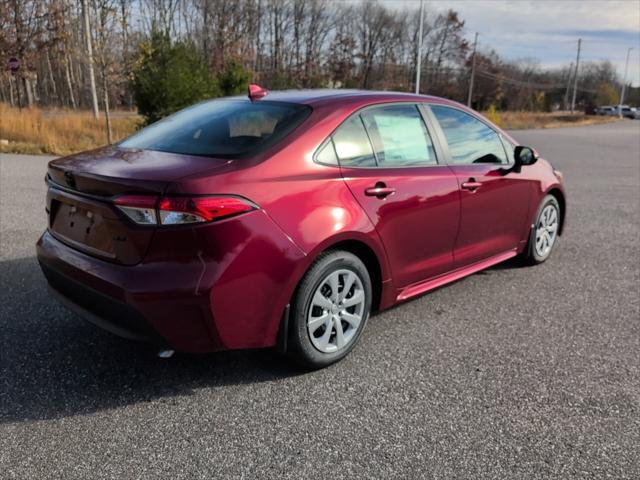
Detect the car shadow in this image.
<box><xmin>0</xmin><ymin>256</ymin><xmax>305</xmax><ymax>424</ymax></box>
<box><xmin>482</xmin><ymin>255</ymin><xmax>530</xmax><ymax>272</ymax></box>
<box><xmin>1</xmin><ymin>253</ymin><xmax>530</xmax><ymax>424</ymax></box>
<box><xmin>368</xmin><ymin>254</ymin><xmax>528</xmax><ymax>318</ymax></box>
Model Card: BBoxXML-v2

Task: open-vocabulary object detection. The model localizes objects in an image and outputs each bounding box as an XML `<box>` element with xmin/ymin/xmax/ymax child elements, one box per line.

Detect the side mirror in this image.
<box><xmin>514</xmin><ymin>146</ymin><xmax>539</xmax><ymax>167</ymax></box>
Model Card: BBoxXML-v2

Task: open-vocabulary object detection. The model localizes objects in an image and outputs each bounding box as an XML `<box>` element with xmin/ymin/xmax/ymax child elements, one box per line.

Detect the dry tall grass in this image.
<box><xmin>482</xmin><ymin>110</ymin><xmax>622</xmax><ymax>130</ymax></box>
<box><xmin>0</xmin><ymin>103</ymin><xmax>139</xmax><ymax>155</ymax></box>
<box><xmin>0</xmin><ymin>103</ymin><xmax>624</xmax><ymax>156</ymax></box>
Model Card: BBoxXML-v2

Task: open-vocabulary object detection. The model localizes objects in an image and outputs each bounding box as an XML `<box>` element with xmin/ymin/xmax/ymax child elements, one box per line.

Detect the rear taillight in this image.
<box><xmin>113</xmin><ymin>195</ymin><xmax>256</xmax><ymax>226</ymax></box>
<box><xmin>158</xmin><ymin>196</ymin><xmax>255</xmax><ymax>225</ymax></box>
<box><xmin>113</xmin><ymin>195</ymin><xmax>158</xmax><ymax>225</ymax></box>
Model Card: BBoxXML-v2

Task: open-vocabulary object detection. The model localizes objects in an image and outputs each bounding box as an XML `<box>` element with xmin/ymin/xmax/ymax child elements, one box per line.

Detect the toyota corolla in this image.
<box><xmin>37</xmin><ymin>86</ymin><xmax>566</xmax><ymax>368</ymax></box>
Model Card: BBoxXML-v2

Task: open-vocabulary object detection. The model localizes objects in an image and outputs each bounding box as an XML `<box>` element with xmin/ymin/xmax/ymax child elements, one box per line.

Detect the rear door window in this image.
<box><xmin>361</xmin><ymin>104</ymin><xmax>437</xmax><ymax>167</ymax></box>
<box><xmin>120</xmin><ymin>100</ymin><xmax>310</xmax><ymax>158</ymax></box>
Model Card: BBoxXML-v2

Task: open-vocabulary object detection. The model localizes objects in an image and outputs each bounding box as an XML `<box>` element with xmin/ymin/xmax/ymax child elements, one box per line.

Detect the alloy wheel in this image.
<box><xmin>307</xmin><ymin>269</ymin><xmax>366</xmax><ymax>353</ymax></box>
<box><xmin>535</xmin><ymin>204</ymin><xmax>559</xmax><ymax>258</ymax></box>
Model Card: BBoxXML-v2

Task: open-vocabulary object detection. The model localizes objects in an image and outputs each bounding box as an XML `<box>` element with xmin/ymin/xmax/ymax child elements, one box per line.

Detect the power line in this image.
<box><xmin>475</xmin><ymin>70</ymin><xmax>564</xmax><ymax>89</ymax></box>
<box><xmin>475</xmin><ymin>69</ymin><xmax>598</xmax><ymax>93</ymax></box>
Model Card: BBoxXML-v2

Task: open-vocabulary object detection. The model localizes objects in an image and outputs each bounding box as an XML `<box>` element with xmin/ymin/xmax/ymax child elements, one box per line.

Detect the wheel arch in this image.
<box><xmin>276</xmin><ymin>234</ymin><xmax>389</xmax><ymax>353</ymax></box>
<box><xmin>302</xmin><ymin>231</ymin><xmax>390</xmax><ymax>312</ymax></box>
<box><xmin>320</xmin><ymin>239</ymin><xmax>384</xmax><ymax>313</ymax></box>
<box><xmin>545</xmin><ymin>187</ymin><xmax>566</xmax><ymax>235</ymax></box>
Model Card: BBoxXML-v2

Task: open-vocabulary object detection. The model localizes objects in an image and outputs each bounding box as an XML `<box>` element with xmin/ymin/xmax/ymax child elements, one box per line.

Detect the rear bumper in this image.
<box><xmin>43</xmin><ymin>264</ymin><xmax>164</xmax><ymax>344</ymax></box>
<box><xmin>37</xmin><ymin>230</ymin><xmax>222</xmax><ymax>352</ymax></box>
<box><xmin>36</xmin><ymin>209</ymin><xmax>307</xmax><ymax>352</ymax></box>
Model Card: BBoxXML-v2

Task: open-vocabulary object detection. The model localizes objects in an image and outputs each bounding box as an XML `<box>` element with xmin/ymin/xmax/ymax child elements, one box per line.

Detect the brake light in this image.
<box><xmin>113</xmin><ymin>195</ymin><xmax>256</xmax><ymax>226</ymax></box>
<box><xmin>158</xmin><ymin>196</ymin><xmax>255</xmax><ymax>225</ymax></box>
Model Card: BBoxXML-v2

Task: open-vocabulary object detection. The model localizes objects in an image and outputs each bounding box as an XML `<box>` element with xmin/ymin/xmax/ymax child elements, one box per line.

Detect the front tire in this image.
<box><xmin>524</xmin><ymin>194</ymin><xmax>561</xmax><ymax>264</ymax></box>
<box><xmin>288</xmin><ymin>250</ymin><xmax>372</xmax><ymax>369</ymax></box>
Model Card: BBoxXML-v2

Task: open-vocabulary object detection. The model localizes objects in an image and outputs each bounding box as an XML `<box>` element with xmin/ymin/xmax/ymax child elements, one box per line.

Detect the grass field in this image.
<box><xmin>0</xmin><ymin>103</ymin><xmax>623</xmax><ymax>156</ymax></box>
<box><xmin>0</xmin><ymin>104</ymin><xmax>139</xmax><ymax>156</ymax></box>
<box><xmin>488</xmin><ymin>110</ymin><xmax>622</xmax><ymax>130</ymax></box>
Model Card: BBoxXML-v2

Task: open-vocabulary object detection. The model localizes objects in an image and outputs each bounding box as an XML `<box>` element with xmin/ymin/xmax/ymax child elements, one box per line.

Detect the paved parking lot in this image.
<box><xmin>1</xmin><ymin>121</ymin><xmax>639</xmax><ymax>479</ymax></box>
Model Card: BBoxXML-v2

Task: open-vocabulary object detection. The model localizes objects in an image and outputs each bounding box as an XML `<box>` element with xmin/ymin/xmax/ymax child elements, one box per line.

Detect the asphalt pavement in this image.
<box><xmin>1</xmin><ymin>121</ymin><xmax>639</xmax><ymax>479</ymax></box>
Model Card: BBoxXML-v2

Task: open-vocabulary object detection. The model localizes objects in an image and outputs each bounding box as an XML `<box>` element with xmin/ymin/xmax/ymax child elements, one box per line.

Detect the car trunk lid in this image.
<box><xmin>46</xmin><ymin>146</ymin><xmax>235</xmax><ymax>265</ymax></box>
<box><xmin>48</xmin><ymin>146</ymin><xmax>233</xmax><ymax>195</ymax></box>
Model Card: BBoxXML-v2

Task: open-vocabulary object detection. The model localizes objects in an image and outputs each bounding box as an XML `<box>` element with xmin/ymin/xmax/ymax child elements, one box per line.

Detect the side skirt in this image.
<box><xmin>396</xmin><ymin>250</ymin><xmax>518</xmax><ymax>302</ymax></box>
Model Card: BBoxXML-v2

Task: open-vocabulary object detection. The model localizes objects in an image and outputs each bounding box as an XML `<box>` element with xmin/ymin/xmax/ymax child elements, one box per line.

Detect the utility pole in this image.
<box><xmin>81</xmin><ymin>0</ymin><xmax>99</xmax><ymax>118</ymax></box>
<box><xmin>563</xmin><ymin>62</ymin><xmax>573</xmax><ymax>111</ymax></box>
<box><xmin>618</xmin><ymin>47</ymin><xmax>633</xmax><ymax>117</ymax></box>
<box><xmin>570</xmin><ymin>38</ymin><xmax>581</xmax><ymax>114</ymax></box>
<box><xmin>415</xmin><ymin>0</ymin><xmax>425</xmax><ymax>94</ymax></box>
<box><xmin>467</xmin><ymin>32</ymin><xmax>479</xmax><ymax>108</ymax></box>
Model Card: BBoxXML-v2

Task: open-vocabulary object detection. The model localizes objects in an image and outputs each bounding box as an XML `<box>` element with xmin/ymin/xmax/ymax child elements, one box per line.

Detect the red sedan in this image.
<box><xmin>37</xmin><ymin>87</ymin><xmax>566</xmax><ymax>368</ymax></box>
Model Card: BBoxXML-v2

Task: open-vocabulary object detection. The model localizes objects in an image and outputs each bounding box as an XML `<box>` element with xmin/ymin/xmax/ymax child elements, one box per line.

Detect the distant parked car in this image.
<box><xmin>617</xmin><ymin>106</ymin><xmax>638</xmax><ymax>119</ymax></box>
<box><xmin>596</xmin><ymin>106</ymin><xmax>616</xmax><ymax>116</ymax></box>
<box><xmin>584</xmin><ymin>105</ymin><xmax>597</xmax><ymax>115</ymax></box>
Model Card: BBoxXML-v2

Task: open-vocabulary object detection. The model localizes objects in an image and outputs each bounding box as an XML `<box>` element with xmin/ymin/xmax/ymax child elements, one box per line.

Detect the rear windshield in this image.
<box><xmin>120</xmin><ymin>100</ymin><xmax>311</xmax><ymax>158</ymax></box>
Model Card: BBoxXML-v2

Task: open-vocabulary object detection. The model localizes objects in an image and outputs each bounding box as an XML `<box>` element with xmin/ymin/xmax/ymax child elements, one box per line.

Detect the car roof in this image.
<box><xmin>228</xmin><ymin>88</ymin><xmax>518</xmax><ymax>143</ymax></box>
<box><xmin>232</xmin><ymin>89</ymin><xmax>455</xmax><ymax>107</ymax></box>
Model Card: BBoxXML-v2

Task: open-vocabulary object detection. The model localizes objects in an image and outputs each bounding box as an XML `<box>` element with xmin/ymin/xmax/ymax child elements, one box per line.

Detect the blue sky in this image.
<box><xmin>387</xmin><ymin>0</ymin><xmax>640</xmax><ymax>86</ymax></box>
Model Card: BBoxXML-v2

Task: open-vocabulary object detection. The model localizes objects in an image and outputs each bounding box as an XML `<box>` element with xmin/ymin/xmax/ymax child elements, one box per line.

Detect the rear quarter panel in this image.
<box><xmin>163</xmin><ymin>103</ymin><xmax>395</xmax><ymax>346</ymax></box>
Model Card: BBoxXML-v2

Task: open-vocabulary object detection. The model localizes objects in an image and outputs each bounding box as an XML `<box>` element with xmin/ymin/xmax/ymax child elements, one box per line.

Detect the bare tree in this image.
<box><xmin>0</xmin><ymin>0</ymin><xmax>49</xmax><ymax>107</ymax></box>
<box><xmin>0</xmin><ymin>0</ymin><xmax>626</xmax><ymax>114</ymax></box>
<box><xmin>92</xmin><ymin>0</ymin><xmax>122</xmax><ymax>142</ymax></box>
<box><xmin>140</xmin><ymin>0</ymin><xmax>180</xmax><ymax>36</ymax></box>
<box><xmin>81</xmin><ymin>0</ymin><xmax>99</xmax><ymax>117</ymax></box>
<box><xmin>355</xmin><ymin>0</ymin><xmax>396</xmax><ymax>88</ymax></box>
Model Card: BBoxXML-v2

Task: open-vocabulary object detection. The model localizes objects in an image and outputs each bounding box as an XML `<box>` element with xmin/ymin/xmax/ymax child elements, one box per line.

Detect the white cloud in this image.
<box><xmin>384</xmin><ymin>0</ymin><xmax>640</xmax><ymax>85</ymax></box>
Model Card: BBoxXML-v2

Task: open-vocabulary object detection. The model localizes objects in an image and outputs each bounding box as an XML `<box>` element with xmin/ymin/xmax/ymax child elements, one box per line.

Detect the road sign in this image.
<box><xmin>8</xmin><ymin>57</ymin><xmax>20</xmax><ymax>73</ymax></box>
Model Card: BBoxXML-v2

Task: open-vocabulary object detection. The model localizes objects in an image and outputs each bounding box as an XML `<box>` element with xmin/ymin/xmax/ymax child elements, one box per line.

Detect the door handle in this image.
<box><xmin>365</xmin><ymin>183</ymin><xmax>396</xmax><ymax>198</ymax></box>
<box><xmin>461</xmin><ymin>178</ymin><xmax>482</xmax><ymax>191</ymax></box>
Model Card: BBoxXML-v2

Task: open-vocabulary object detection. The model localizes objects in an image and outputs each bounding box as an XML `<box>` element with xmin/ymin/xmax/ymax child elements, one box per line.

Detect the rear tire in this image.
<box><xmin>288</xmin><ymin>250</ymin><xmax>372</xmax><ymax>369</ymax></box>
<box><xmin>523</xmin><ymin>194</ymin><xmax>561</xmax><ymax>265</ymax></box>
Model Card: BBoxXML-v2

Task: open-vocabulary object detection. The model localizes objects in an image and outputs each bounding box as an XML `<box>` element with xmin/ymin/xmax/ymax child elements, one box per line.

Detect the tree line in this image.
<box><xmin>1</xmin><ymin>0</ymin><xmax>636</xmax><ymax>122</ymax></box>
